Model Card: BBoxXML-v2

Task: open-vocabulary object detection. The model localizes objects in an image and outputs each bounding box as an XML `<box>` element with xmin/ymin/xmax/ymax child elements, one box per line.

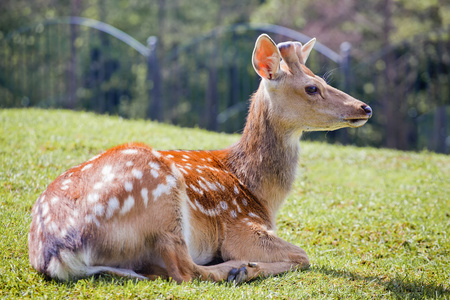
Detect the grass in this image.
<box><xmin>1</xmin><ymin>108</ymin><xmax>449</xmax><ymax>299</ymax></box>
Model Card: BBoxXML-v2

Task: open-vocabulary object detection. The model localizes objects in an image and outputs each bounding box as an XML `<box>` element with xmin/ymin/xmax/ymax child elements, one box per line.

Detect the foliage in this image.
<box><xmin>1</xmin><ymin>109</ymin><xmax>449</xmax><ymax>299</ymax></box>
<box><xmin>251</xmin><ymin>0</ymin><xmax>450</xmax><ymax>56</ymax></box>
<box><xmin>0</xmin><ymin>1</ymin><xmax>449</xmax><ymax>154</ymax></box>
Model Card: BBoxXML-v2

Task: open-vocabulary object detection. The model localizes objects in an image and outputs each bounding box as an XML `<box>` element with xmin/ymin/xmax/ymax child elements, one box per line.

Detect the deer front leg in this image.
<box><xmin>155</xmin><ymin>232</ymin><xmax>259</xmax><ymax>283</ymax></box>
<box><xmin>217</xmin><ymin>222</ymin><xmax>310</xmax><ymax>283</ymax></box>
<box><xmin>155</xmin><ymin>224</ymin><xmax>308</xmax><ymax>284</ymax></box>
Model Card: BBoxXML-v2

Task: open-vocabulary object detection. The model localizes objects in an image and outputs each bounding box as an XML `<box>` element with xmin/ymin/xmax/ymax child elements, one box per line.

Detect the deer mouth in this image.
<box><xmin>344</xmin><ymin>118</ymin><xmax>369</xmax><ymax>128</ymax></box>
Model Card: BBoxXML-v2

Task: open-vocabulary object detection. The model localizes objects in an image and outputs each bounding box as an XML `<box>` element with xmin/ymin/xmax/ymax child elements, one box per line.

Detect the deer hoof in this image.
<box><xmin>227</xmin><ymin>265</ymin><xmax>248</xmax><ymax>284</ymax></box>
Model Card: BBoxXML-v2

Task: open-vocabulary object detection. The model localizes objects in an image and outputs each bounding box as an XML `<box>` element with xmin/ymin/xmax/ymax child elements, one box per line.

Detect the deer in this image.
<box><xmin>28</xmin><ymin>34</ymin><xmax>372</xmax><ymax>284</ymax></box>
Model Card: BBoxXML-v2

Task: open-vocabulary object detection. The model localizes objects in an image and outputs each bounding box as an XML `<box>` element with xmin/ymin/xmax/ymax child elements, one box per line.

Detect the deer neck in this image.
<box><xmin>223</xmin><ymin>84</ymin><xmax>302</xmax><ymax>220</ymax></box>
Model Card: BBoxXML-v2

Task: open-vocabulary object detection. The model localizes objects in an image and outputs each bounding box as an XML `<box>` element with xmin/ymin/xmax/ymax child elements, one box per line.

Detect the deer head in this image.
<box><xmin>252</xmin><ymin>34</ymin><xmax>372</xmax><ymax>134</ymax></box>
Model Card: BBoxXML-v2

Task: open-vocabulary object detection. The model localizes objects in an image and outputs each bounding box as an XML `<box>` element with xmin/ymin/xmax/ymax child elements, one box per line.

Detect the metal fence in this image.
<box><xmin>0</xmin><ymin>17</ymin><xmax>150</xmax><ymax>116</ymax></box>
<box><xmin>350</xmin><ymin>28</ymin><xmax>450</xmax><ymax>152</ymax></box>
<box><xmin>156</xmin><ymin>23</ymin><xmax>346</xmax><ymax>133</ymax></box>
<box><xmin>1</xmin><ymin>17</ymin><xmax>449</xmax><ymax>153</ymax></box>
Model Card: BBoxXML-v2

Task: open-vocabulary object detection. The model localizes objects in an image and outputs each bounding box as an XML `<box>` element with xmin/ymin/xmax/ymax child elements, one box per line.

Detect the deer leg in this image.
<box><xmin>154</xmin><ymin>232</ymin><xmax>264</xmax><ymax>283</ymax></box>
<box><xmin>214</xmin><ymin>225</ymin><xmax>310</xmax><ymax>283</ymax></box>
<box><xmin>157</xmin><ymin>232</ymin><xmax>310</xmax><ymax>284</ymax></box>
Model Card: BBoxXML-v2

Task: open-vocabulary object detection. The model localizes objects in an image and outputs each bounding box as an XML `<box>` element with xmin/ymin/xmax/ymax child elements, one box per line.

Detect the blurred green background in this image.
<box><xmin>1</xmin><ymin>0</ymin><xmax>449</xmax><ymax>153</ymax></box>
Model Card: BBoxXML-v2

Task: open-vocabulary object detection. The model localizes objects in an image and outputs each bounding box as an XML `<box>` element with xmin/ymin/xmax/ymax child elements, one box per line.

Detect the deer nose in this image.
<box><xmin>362</xmin><ymin>105</ymin><xmax>372</xmax><ymax>118</ymax></box>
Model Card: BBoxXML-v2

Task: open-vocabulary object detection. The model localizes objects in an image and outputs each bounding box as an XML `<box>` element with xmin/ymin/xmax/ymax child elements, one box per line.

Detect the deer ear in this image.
<box><xmin>300</xmin><ymin>38</ymin><xmax>316</xmax><ymax>64</ymax></box>
<box><xmin>252</xmin><ymin>34</ymin><xmax>281</xmax><ymax>80</ymax></box>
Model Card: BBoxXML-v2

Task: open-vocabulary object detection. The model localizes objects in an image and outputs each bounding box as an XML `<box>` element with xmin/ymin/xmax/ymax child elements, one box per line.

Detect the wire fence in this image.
<box><xmin>1</xmin><ymin>18</ymin><xmax>448</xmax><ymax>153</ymax></box>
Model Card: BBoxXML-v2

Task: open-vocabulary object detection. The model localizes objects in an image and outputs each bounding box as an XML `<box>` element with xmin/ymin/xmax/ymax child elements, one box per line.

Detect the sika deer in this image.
<box><xmin>28</xmin><ymin>34</ymin><xmax>372</xmax><ymax>283</ymax></box>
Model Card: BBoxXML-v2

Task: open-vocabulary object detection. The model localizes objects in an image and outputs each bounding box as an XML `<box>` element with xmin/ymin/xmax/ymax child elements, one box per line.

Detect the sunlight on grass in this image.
<box><xmin>1</xmin><ymin>109</ymin><xmax>449</xmax><ymax>299</ymax></box>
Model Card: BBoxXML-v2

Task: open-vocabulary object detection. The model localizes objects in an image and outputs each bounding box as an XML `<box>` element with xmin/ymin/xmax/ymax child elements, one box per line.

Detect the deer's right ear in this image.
<box><xmin>252</xmin><ymin>34</ymin><xmax>281</xmax><ymax>80</ymax></box>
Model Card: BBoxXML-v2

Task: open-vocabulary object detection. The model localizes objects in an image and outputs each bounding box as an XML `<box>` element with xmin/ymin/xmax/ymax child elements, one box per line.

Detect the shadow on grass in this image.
<box><xmin>41</xmin><ymin>265</ymin><xmax>449</xmax><ymax>299</ymax></box>
<box><xmin>309</xmin><ymin>265</ymin><xmax>450</xmax><ymax>299</ymax></box>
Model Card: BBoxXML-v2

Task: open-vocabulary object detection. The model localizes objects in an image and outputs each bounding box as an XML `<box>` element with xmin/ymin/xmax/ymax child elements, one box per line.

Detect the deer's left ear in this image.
<box><xmin>300</xmin><ymin>38</ymin><xmax>316</xmax><ymax>64</ymax></box>
<box><xmin>252</xmin><ymin>34</ymin><xmax>281</xmax><ymax>80</ymax></box>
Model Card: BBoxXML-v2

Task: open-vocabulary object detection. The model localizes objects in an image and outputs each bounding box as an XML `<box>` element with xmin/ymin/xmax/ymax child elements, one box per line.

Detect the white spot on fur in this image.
<box><xmin>242</xmin><ymin>199</ymin><xmax>248</xmax><ymax>206</ymax></box>
<box><xmin>41</xmin><ymin>202</ymin><xmax>49</xmax><ymax>216</ymax></box>
<box><xmin>51</xmin><ymin>197</ymin><xmax>59</xmax><ymax>204</ymax></box>
<box><xmin>234</xmin><ymin>185</ymin><xmax>239</xmax><ymax>195</ymax></box>
<box><xmin>68</xmin><ymin>217</ymin><xmax>76</xmax><ymax>226</ymax></box>
<box><xmin>194</xmin><ymin>199</ymin><xmax>220</xmax><ymax>217</ymax></box>
<box><xmin>124</xmin><ymin>181</ymin><xmax>133</xmax><ymax>192</ymax></box>
<box><xmin>153</xmin><ymin>175</ymin><xmax>176</xmax><ymax>201</ymax></box>
<box><xmin>49</xmin><ymin>222</ymin><xmax>58</xmax><ymax>233</ymax></box>
<box><xmin>196</xmin><ymin>168</ymin><xmax>203</xmax><ymax>174</ymax></box>
<box><xmin>122</xmin><ymin>149</ymin><xmax>138</xmax><ymax>155</ymax></box>
<box><xmin>205</xmin><ymin>181</ymin><xmax>218</xmax><ymax>191</ymax></box>
<box><xmin>44</xmin><ymin>215</ymin><xmax>52</xmax><ymax>225</ymax></box>
<box><xmin>62</xmin><ymin>179</ymin><xmax>72</xmax><ymax>185</ymax></box>
<box><xmin>85</xmin><ymin>214</ymin><xmax>100</xmax><ymax>227</ymax></box>
<box><xmin>101</xmin><ymin>165</ymin><xmax>115</xmax><ymax>182</ymax></box>
<box><xmin>61</xmin><ymin>185</ymin><xmax>69</xmax><ymax>190</ymax></box>
<box><xmin>166</xmin><ymin>154</ymin><xmax>174</xmax><ymax>158</ymax></box>
<box><xmin>93</xmin><ymin>182</ymin><xmax>103</xmax><ymax>190</ymax></box>
<box><xmin>217</xmin><ymin>182</ymin><xmax>226</xmax><ymax>191</ymax></box>
<box><xmin>151</xmin><ymin>169</ymin><xmax>159</xmax><ymax>178</ymax></box>
<box><xmin>37</xmin><ymin>222</ymin><xmax>43</xmax><ymax>235</ymax></box>
<box><xmin>132</xmin><ymin>169</ymin><xmax>143</xmax><ymax>179</ymax></box>
<box><xmin>187</xmin><ymin>197</ymin><xmax>197</xmax><ymax>211</ymax></box>
<box><xmin>248</xmin><ymin>212</ymin><xmax>260</xmax><ymax>219</ymax></box>
<box><xmin>106</xmin><ymin>197</ymin><xmax>119</xmax><ymax>219</ymax></box>
<box><xmin>126</xmin><ymin>161</ymin><xmax>134</xmax><ymax>167</ymax></box>
<box><xmin>220</xmin><ymin>201</ymin><xmax>228</xmax><ymax>210</ymax></box>
<box><xmin>121</xmin><ymin>196</ymin><xmax>135</xmax><ymax>215</ymax></box>
<box><xmin>182</xmin><ymin>154</ymin><xmax>189</xmax><ymax>159</ymax></box>
<box><xmin>151</xmin><ymin>150</ymin><xmax>162</xmax><ymax>158</ymax></box>
<box><xmin>232</xmin><ymin>198</ymin><xmax>242</xmax><ymax>213</ymax></box>
<box><xmin>87</xmin><ymin>193</ymin><xmax>100</xmax><ymax>203</ymax></box>
<box><xmin>230</xmin><ymin>210</ymin><xmax>237</xmax><ymax>218</ymax></box>
<box><xmin>82</xmin><ymin>164</ymin><xmax>93</xmax><ymax>172</ymax></box>
<box><xmin>198</xmin><ymin>180</ymin><xmax>208</xmax><ymax>191</ymax></box>
<box><xmin>149</xmin><ymin>161</ymin><xmax>160</xmax><ymax>170</ymax></box>
<box><xmin>190</xmin><ymin>184</ymin><xmax>204</xmax><ymax>195</ymax></box>
<box><xmin>179</xmin><ymin>168</ymin><xmax>188</xmax><ymax>175</ymax></box>
<box><xmin>88</xmin><ymin>153</ymin><xmax>102</xmax><ymax>162</ymax></box>
<box><xmin>102</xmin><ymin>165</ymin><xmax>112</xmax><ymax>174</ymax></box>
<box><xmin>93</xmin><ymin>203</ymin><xmax>105</xmax><ymax>216</ymax></box>
<box><xmin>141</xmin><ymin>188</ymin><xmax>149</xmax><ymax>208</ymax></box>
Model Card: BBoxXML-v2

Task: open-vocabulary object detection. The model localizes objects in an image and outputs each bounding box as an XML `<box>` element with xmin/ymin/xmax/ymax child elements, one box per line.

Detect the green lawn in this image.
<box><xmin>1</xmin><ymin>109</ymin><xmax>449</xmax><ymax>299</ymax></box>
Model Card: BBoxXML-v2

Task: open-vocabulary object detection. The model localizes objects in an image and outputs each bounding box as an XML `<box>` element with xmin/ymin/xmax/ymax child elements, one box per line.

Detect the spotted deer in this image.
<box><xmin>28</xmin><ymin>34</ymin><xmax>372</xmax><ymax>283</ymax></box>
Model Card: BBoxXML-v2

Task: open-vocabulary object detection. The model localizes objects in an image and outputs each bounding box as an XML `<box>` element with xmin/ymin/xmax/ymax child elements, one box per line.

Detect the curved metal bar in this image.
<box><xmin>4</xmin><ymin>16</ymin><xmax>150</xmax><ymax>57</ymax></box>
<box><xmin>248</xmin><ymin>23</ymin><xmax>342</xmax><ymax>62</ymax></box>
<box><xmin>165</xmin><ymin>23</ymin><xmax>342</xmax><ymax>63</ymax></box>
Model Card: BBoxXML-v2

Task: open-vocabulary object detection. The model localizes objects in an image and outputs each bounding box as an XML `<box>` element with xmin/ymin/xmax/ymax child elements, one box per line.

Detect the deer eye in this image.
<box><xmin>305</xmin><ymin>85</ymin><xmax>319</xmax><ymax>95</ymax></box>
